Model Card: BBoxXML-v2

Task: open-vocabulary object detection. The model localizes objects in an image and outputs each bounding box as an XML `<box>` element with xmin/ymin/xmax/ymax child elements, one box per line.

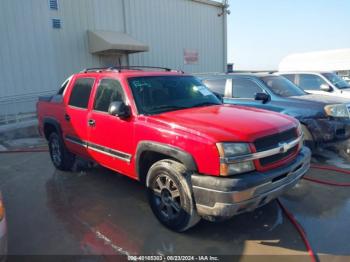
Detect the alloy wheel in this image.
<box><xmin>151</xmin><ymin>173</ymin><xmax>182</xmax><ymax>220</ymax></box>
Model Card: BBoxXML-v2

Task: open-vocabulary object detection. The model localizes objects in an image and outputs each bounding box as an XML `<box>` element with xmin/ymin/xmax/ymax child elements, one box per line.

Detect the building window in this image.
<box><xmin>52</xmin><ymin>19</ymin><xmax>62</xmax><ymax>29</ymax></box>
<box><xmin>49</xmin><ymin>0</ymin><xmax>59</xmax><ymax>10</ymax></box>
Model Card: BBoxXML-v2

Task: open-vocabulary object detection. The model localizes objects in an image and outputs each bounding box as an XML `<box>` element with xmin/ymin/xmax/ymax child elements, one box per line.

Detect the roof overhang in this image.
<box><xmin>87</xmin><ymin>30</ymin><xmax>149</xmax><ymax>55</ymax></box>
<box><xmin>191</xmin><ymin>0</ymin><xmax>224</xmax><ymax>8</ymax></box>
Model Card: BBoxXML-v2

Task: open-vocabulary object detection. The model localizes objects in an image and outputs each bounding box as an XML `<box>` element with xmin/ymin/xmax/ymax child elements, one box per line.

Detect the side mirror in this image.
<box><xmin>320</xmin><ymin>84</ymin><xmax>332</xmax><ymax>92</ymax></box>
<box><xmin>254</xmin><ymin>93</ymin><xmax>271</xmax><ymax>104</ymax></box>
<box><xmin>108</xmin><ymin>101</ymin><xmax>131</xmax><ymax>119</ymax></box>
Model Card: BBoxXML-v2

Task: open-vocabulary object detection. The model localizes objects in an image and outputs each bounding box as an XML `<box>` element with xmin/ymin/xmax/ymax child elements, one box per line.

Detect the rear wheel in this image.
<box><xmin>48</xmin><ymin>132</ymin><xmax>75</xmax><ymax>171</ymax></box>
<box><xmin>147</xmin><ymin>160</ymin><xmax>200</xmax><ymax>232</ymax></box>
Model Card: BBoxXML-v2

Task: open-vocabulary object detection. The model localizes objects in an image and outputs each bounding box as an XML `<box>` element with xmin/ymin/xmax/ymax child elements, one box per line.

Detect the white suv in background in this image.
<box><xmin>278</xmin><ymin>72</ymin><xmax>350</xmax><ymax>99</ymax></box>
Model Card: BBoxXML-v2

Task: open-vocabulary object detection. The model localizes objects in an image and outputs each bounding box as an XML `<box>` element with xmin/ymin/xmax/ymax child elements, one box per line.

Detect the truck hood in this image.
<box><xmin>290</xmin><ymin>94</ymin><xmax>350</xmax><ymax>105</ymax></box>
<box><xmin>149</xmin><ymin>105</ymin><xmax>297</xmax><ymax>142</ymax></box>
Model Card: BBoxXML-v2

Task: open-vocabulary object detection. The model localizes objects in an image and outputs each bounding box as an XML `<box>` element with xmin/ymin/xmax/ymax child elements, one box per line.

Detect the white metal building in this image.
<box><xmin>0</xmin><ymin>0</ymin><xmax>227</xmax><ymax>122</ymax></box>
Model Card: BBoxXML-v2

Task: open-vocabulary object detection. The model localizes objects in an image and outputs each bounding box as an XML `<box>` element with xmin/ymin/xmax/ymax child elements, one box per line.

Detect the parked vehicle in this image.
<box><xmin>202</xmin><ymin>73</ymin><xmax>350</xmax><ymax>153</ymax></box>
<box><xmin>0</xmin><ymin>192</ymin><xmax>7</xmax><ymax>261</ymax></box>
<box><xmin>278</xmin><ymin>72</ymin><xmax>350</xmax><ymax>98</ymax></box>
<box><xmin>37</xmin><ymin>66</ymin><xmax>310</xmax><ymax>231</ymax></box>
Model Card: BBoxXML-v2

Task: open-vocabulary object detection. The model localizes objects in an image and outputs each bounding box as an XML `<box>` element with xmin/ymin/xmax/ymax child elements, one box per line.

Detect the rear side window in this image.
<box><xmin>57</xmin><ymin>76</ymin><xmax>73</xmax><ymax>95</ymax></box>
<box><xmin>298</xmin><ymin>74</ymin><xmax>327</xmax><ymax>90</ymax></box>
<box><xmin>94</xmin><ymin>79</ymin><xmax>125</xmax><ymax>112</ymax></box>
<box><xmin>203</xmin><ymin>79</ymin><xmax>226</xmax><ymax>96</ymax></box>
<box><xmin>232</xmin><ymin>78</ymin><xmax>263</xmax><ymax>98</ymax></box>
<box><xmin>58</xmin><ymin>81</ymin><xmax>68</xmax><ymax>95</ymax></box>
<box><xmin>68</xmin><ymin>78</ymin><xmax>94</xmax><ymax>109</ymax></box>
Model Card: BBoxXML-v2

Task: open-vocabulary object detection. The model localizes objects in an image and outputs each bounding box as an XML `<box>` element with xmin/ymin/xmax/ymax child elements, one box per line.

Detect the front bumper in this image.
<box><xmin>304</xmin><ymin>118</ymin><xmax>350</xmax><ymax>145</ymax></box>
<box><xmin>191</xmin><ymin>146</ymin><xmax>311</xmax><ymax>218</ymax></box>
<box><xmin>0</xmin><ymin>217</ymin><xmax>7</xmax><ymax>260</ymax></box>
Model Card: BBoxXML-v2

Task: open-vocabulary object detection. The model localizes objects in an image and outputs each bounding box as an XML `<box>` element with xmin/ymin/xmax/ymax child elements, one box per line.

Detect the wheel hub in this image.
<box><xmin>152</xmin><ymin>174</ymin><xmax>182</xmax><ymax>220</ymax></box>
<box><xmin>161</xmin><ymin>189</ymin><xmax>172</xmax><ymax>205</ymax></box>
<box><xmin>51</xmin><ymin>138</ymin><xmax>61</xmax><ymax>165</ymax></box>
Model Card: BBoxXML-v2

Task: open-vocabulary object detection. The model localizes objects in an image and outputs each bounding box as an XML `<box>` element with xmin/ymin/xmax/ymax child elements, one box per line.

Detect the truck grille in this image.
<box><xmin>254</xmin><ymin>128</ymin><xmax>298</xmax><ymax>167</ymax></box>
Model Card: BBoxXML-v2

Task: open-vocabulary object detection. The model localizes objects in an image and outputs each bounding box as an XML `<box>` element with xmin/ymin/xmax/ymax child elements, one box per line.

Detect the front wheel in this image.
<box><xmin>147</xmin><ymin>160</ymin><xmax>200</xmax><ymax>232</ymax></box>
<box><xmin>48</xmin><ymin>132</ymin><xmax>75</xmax><ymax>171</ymax></box>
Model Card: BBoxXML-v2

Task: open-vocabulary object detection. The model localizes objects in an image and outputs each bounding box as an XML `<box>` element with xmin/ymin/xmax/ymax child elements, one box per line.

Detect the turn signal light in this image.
<box><xmin>0</xmin><ymin>200</ymin><xmax>4</xmax><ymax>221</ymax></box>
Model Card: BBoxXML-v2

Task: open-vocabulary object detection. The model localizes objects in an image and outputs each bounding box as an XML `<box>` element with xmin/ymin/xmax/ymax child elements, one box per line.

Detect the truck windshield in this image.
<box><xmin>322</xmin><ymin>73</ymin><xmax>350</xmax><ymax>89</ymax></box>
<box><xmin>128</xmin><ymin>76</ymin><xmax>221</xmax><ymax>115</ymax></box>
<box><xmin>260</xmin><ymin>76</ymin><xmax>306</xmax><ymax>97</ymax></box>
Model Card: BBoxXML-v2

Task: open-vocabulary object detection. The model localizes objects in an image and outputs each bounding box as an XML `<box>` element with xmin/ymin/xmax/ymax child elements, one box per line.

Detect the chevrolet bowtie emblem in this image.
<box><xmin>279</xmin><ymin>142</ymin><xmax>289</xmax><ymax>153</ymax></box>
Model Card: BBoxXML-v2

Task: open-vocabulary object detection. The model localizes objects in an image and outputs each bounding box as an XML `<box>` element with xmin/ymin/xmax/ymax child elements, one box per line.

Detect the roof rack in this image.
<box><xmin>110</xmin><ymin>66</ymin><xmax>173</xmax><ymax>72</ymax></box>
<box><xmin>81</xmin><ymin>66</ymin><xmax>182</xmax><ymax>73</ymax></box>
<box><xmin>227</xmin><ymin>70</ymin><xmax>277</xmax><ymax>74</ymax></box>
<box><xmin>81</xmin><ymin>67</ymin><xmax>109</xmax><ymax>73</ymax></box>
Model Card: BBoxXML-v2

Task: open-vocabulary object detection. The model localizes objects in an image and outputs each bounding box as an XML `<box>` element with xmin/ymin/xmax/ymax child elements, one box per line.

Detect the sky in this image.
<box><xmin>227</xmin><ymin>0</ymin><xmax>350</xmax><ymax>70</ymax></box>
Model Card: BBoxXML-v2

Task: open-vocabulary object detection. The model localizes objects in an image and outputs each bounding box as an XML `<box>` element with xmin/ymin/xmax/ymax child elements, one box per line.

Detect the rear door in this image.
<box><xmin>63</xmin><ymin>77</ymin><xmax>95</xmax><ymax>158</ymax></box>
<box><xmin>87</xmin><ymin>77</ymin><xmax>134</xmax><ymax>177</ymax></box>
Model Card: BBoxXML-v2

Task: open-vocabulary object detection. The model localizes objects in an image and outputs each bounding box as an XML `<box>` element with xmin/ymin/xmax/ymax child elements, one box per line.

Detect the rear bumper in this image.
<box><xmin>191</xmin><ymin>146</ymin><xmax>311</xmax><ymax>218</ymax></box>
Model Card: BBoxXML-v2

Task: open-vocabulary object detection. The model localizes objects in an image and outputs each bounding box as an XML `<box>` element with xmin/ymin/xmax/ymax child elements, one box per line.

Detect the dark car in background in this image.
<box><xmin>202</xmin><ymin>73</ymin><xmax>350</xmax><ymax>156</ymax></box>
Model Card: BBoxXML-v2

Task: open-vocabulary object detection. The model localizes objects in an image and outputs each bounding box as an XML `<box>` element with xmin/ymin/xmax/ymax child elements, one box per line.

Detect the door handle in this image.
<box><xmin>88</xmin><ymin>119</ymin><xmax>96</xmax><ymax>127</ymax></box>
<box><xmin>64</xmin><ymin>114</ymin><xmax>70</xmax><ymax>121</ymax></box>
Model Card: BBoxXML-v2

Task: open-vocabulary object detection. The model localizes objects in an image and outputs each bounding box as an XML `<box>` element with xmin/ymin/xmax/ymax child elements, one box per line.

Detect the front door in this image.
<box><xmin>87</xmin><ymin>78</ymin><xmax>134</xmax><ymax>177</ymax></box>
<box><xmin>297</xmin><ymin>74</ymin><xmax>329</xmax><ymax>95</ymax></box>
<box><xmin>225</xmin><ymin>78</ymin><xmax>272</xmax><ymax>110</ymax></box>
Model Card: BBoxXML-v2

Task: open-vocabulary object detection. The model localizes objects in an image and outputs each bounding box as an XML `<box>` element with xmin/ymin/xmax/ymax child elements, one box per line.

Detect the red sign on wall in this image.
<box><xmin>184</xmin><ymin>48</ymin><xmax>199</xmax><ymax>64</ymax></box>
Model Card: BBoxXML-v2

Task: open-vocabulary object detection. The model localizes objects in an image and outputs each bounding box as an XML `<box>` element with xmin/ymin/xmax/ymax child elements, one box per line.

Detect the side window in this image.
<box><xmin>232</xmin><ymin>79</ymin><xmax>263</xmax><ymax>98</ymax></box>
<box><xmin>68</xmin><ymin>78</ymin><xmax>94</xmax><ymax>109</ymax></box>
<box><xmin>94</xmin><ymin>79</ymin><xmax>125</xmax><ymax>112</ymax></box>
<box><xmin>203</xmin><ymin>79</ymin><xmax>226</xmax><ymax>96</ymax></box>
<box><xmin>281</xmin><ymin>74</ymin><xmax>295</xmax><ymax>84</ymax></box>
<box><xmin>298</xmin><ymin>74</ymin><xmax>327</xmax><ymax>90</ymax></box>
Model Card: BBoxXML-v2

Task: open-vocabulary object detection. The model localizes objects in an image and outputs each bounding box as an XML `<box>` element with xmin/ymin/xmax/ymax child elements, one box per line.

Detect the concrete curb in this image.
<box><xmin>0</xmin><ymin>119</ymin><xmax>39</xmax><ymax>141</ymax></box>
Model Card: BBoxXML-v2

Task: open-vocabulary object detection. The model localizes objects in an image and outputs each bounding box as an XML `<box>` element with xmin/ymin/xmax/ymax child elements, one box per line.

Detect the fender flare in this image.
<box><xmin>135</xmin><ymin>141</ymin><xmax>198</xmax><ymax>181</ymax></box>
<box><xmin>43</xmin><ymin>117</ymin><xmax>62</xmax><ymax>139</ymax></box>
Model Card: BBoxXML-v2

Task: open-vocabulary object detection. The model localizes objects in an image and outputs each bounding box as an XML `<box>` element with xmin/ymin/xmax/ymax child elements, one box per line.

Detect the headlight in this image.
<box><xmin>324</xmin><ymin>104</ymin><xmax>349</xmax><ymax>118</ymax></box>
<box><xmin>217</xmin><ymin>143</ymin><xmax>251</xmax><ymax>157</ymax></box>
<box><xmin>296</xmin><ymin>122</ymin><xmax>303</xmax><ymax>137</ymax></box>
<box><xmin>216</xmin><ymin>143</ymin><xmax>255</xmax><ymax>176</ymax></box>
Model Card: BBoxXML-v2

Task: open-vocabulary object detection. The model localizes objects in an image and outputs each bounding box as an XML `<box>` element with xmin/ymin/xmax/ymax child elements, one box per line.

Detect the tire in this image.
<box><xmin>146</xmin><ymin>159</ymin><xmax>200</xmax><ymax>232</ymax></box>
<box><xmin>332</xmin><ymin>140</ymin><xmax>350</xmax><ymax>162</ymax></box>
<box><xmin>301</xmin><ymin>124</ymin><xmax>315</xmax><ymax>151</ymax></box>
<box><xmin>48</xmin><ymin>132</ymin><xmax>75</xmax><ymax>171</ymax></box>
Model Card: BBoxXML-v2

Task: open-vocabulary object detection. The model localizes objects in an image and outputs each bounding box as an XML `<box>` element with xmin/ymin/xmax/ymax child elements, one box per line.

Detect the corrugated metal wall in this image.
<box><xmin>0</xmin><ymin>0</ymin><xmax>224</xmax><ymax>118</ymax></box>
<box><xmin>125</xmin><ymin>0</ymin><xmax>224</xmax><ymax>73</ymax></box>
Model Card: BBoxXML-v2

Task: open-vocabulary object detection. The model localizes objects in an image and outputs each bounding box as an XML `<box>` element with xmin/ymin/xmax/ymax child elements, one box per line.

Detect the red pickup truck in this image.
<box><xmin>37</xmin><ymin>66</ymin><xmax>311</xmax><ymax>231</ymax></box>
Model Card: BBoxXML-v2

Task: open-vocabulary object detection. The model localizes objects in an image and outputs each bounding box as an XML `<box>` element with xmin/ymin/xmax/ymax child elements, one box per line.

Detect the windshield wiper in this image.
<box><xmin>150</xmin><ymin>105</ymin><xmax>189</xmax><ymax>113</ymax></box>
<box><xmin>192</xmin><ymin>102</ymin><xmax>221</xmax><ymax>108</ymax></box>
